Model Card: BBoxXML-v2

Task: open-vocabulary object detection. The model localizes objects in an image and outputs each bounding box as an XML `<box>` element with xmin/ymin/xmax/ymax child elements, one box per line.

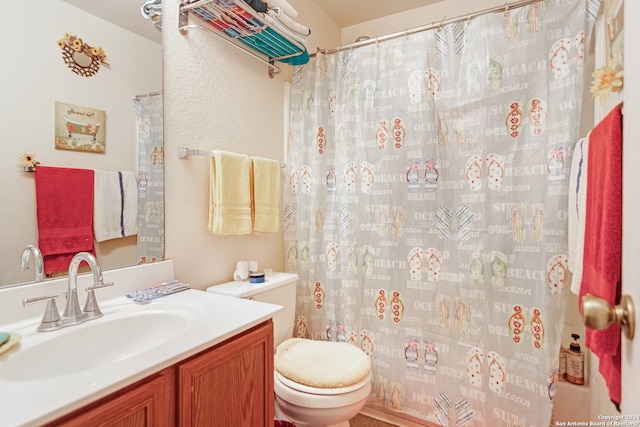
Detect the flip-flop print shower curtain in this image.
<box><xmin>285</xmin><ymin>1</ymin><xmax>598</xmax><ymax>425</ymax></box>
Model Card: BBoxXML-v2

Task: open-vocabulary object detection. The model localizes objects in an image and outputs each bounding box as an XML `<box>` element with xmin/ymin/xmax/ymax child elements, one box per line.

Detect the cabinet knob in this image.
<box><xmin>581</xmin><ymin>294</ymin><xmax>635</xmax><ymax>340</ymax></box>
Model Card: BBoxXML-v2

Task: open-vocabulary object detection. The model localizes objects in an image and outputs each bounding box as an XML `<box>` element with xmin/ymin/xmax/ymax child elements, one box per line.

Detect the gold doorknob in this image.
<box><xmin>581</xmin><ymin>294</ymin><xmax>635</xmax><ymax>340</ymax></box>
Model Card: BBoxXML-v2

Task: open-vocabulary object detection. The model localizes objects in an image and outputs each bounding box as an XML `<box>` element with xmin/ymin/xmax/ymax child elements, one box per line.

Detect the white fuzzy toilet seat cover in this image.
<box><xmin>274</xmin><ymin>338</ymin><xmax>371</xmax><ymax>388</ymax></box>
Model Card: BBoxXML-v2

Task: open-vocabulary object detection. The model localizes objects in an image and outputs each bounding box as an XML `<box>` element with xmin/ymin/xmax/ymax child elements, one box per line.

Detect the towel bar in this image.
<box><xmin>178</xmin><ymin>147</ymin><xmax>286</xmax><ymax>168</ymax></box>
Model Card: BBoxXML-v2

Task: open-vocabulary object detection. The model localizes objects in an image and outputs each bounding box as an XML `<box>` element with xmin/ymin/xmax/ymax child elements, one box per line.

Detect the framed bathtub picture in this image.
<box><xmin>54</xmin><ymin>101</ymin><xmax>106</xmax><ymax>153</ymax></box>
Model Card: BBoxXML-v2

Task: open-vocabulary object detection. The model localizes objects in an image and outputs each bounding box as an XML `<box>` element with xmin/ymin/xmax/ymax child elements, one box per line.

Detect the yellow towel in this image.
<box><xmin>208</xmin><ymin>151</ymin><xmax>253</xmax><ymax>235</ymax></box>
<box><xmin>251</xmin><ymin>156</ymin><xmax>281</xmax><ymax>233</ymax></box>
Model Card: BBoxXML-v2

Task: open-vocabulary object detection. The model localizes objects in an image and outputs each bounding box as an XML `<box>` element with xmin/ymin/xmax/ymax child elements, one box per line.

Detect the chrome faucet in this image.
<box><xmin>63</xmin><ymin>252</ymin><xmax>114</xmax><ymax>324</ymax></box>
<box><xmin>19</xmin><ymin>244</ymin><xmax>44</xmax><ymax>282</ymax></box>
<box><xmin>23</xmin><ymin>251</ymin><xmax>114</xmax><ymax>332</ymax></box>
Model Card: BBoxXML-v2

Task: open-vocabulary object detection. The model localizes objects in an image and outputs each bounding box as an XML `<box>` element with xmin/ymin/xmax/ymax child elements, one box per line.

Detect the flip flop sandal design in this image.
<box><xmin>346</xmin><ymin>331</ymin><xmax>358</xmax><ymax>346</ymax></box>
<box><xmin>408</xmin><ymin>69</ymin><xmax>423</xmax><ymax>105</ymax></box>
<box><xmin>391</xmin><ymin>291</ymin><xmax>405</xmax><ymax>323</ymax></box>
<box><xmin>392</xmin><ymin>206</ymin><xmax>405</xmax><ymax>238</ymax></box>
<box><xmin>325</xmin><ymin>320</ymin><xmax>334</xmax><ymax>341</ymax></box>
<box><xmin>502</xmin><ymin>8</ymin><xmax>519</xmax><ymax>39</ymax></box>
<box><xmin>362</xmin><ymin>245</ymin><xmax>376</xmax><ymax>277</ymax></box>
<box><xmin>575</xmin><ymin>31</ymin><xmax>585</xmax><ymax>71</ymax></box>
<box><xmin>531</xmin><ymin>203</ymin><xmax>544</xmax><ymax>242</ymax></box>
<box><xmin>506</xmin><ymin>101</ymin><xmax>523</xmax><ymax>138</ymax></box>
<box><xmin>435</xmin><ymin>25</ymin><xmax>449</xmax><ymax>58</ymax></box>
<box><xmin>360</xmin><ymin>330</ymin><xmax>374</xmax><ymax>355</ymax></box>
<box><xmin>343</xmin><ymin>162</ymin><xmax>358</xmax><ymax>193</ymax></box>
<box><xmin>375</xmin><ymin>289</ymin><xmax>387</xmax><ymax>320</ymax></box>
<box><xmin>466</xmin><ymin>347</ymin><xmax>484</xmax><ymax>387</ymax></box>
<box><xmin>465</xmin><ymin>155</ymin><xmax>483</xmax><ymax>191</ymax></box>
<box><xmin>469</xmin><ymin>249</ymin><xmax>486</xmax><ymax>286</ymax></box>
<box><xmin>404</xmin><ymin>337</ymin><xmax>420</xmax><ymax>370</ymax></box>
<box><xmin>466</xmin><ymin>61</ymin><xmax>482</xmax><ymax>95</ymax></box>
<box><xmin>487</xmin><ymin>351</ymin><xmax>506</xmax><ymax>394</ymax></box>
<box><xmin>530</xmin><ymin>307</ymin><xmax>544</xmax><ymax>349</ymax></box>
<box><xmin>328</xmin><ymin>90</ymin><xmax>337</xmax><ymax>117</ymax></box>
<box><xmin>423</xmin><ymin>338</ymin><xmax>438</xmax><ymax>374</ymax></box>
<box><xmin>425</xmin><ymin>247</ymin><xmax>443</xmax><ymax>283</ymax></box>
<box><xmin>376</xmin><ymin>119</ymin><xmax>388</xmax><ymax>150</ymax></box>
<box><xmin>453</xmin><ymin>22</ymin><xmax>468</xmax><ymax>55</ymax></box>
<box><xmin>377</xmin><ymin>208</ymin><xmax>388</xmax><ymax>238</ymax></box>
<box><xmin>456</xmin><ymin>205</ymin><xmax>475</xmax><ymax>241</ymax></box>
<box><xmin>547</xmin><ymin>254</ymin><xmax>568</xmax><ymax>295</ymax></box>
<box><xmin>437</xmin><ymin>206</ymin><xmax>453</xmax><ymax>240</ymax></box>
<box><xmin>486</xmin><ymin>153</ymin><xmax>506</xmax><ymax>190</ymax></box>
<box><xmin>408</xmin><ymin>247</ymin><xmax>424</xmax><ymax>281</ymax></box>
<box><xmin>346</xmin><ymin>245</ymin><xmax>358</xmax><ymax>276</ymax></box>
<box><xmin>336</xmin><ymin>321</ymin><xmax>346</xmax><ymax>342</ymax></box>
<box><xmin>547</xmin><ymin>144</ymin><xmax>567</xmax><ymax>184</ymax></box>
<box><xmin>360</xmin><ymin>161</ymin><xmax>375</xmax><ymax>193</ymax></box>
<box><xmin>425</xmin><ymin>67</ymin><xmax>441</xmax><ymax>100</ymax></box>
<box><xmin>300</xmin><ymin>165</ymin><xmax>312</xmax><ymax>194</ymax></box>
<box><xmin>288</xmin><ymin>166</ymin><xmax>299</xmax><ymax>193</ymax></box>
<box><xmin>509</xmin><ymin>203</ymin><xmax>526</xmax><ymax>242</ymax></box>
<box><xmin>406</xmin><ymin>159</ymin><xmax>421</xmax><ymax>191</ymax></box>
<box><xmin>315</xmin><ymin>207</ymin><xmax>324</xmax><ymax>235</ymax></box>
<box><xmin>326</xmin><ymin>166</ymin><xmax>337</xmax><ymax>192</ymax></box>
<box><xmin>490</xmin><ymin>250</ymin><xmax>508</xmax><ymax>288</ymax></box>
<box><xmin>438</xmin><ymin>112</ymin><xmax>449</xmax><ymax>146</ymax></box>
<box><xmin>313</xmin><ymin>281</ymin><xmax>325</xmax><ymax>309</ymax></box>
<box><xmin>549</xmin><ymin>37</ymin><xmax>572</xmax><ymax>80</ymax></box>
<box><xmin>424</xmin><ymin>159</ymin><xmax>439</xmax><ymax>191</ymax></box>
<box><xmin>295</xmin><ymin>315</ymin><xmax>309</xmax><ymax>338</ymax></box>
<box><xmin>455</xmin><ymin>296</ymin><xmax>469</xmax><ymax>333</ymax></box>
<box><xmin>487</xmin><ymin>54</ymin><xmax>503</xmax><ymax>91</ymax></box>
<box><xmin>287</xmin><ymin>241</ymin><xmax>298</xmax><ymax>267</ymax></box>
<box><xmin>392</xmin><ymin>118</ymin><xmax>406</xmax><ymax>149</ymax></box>
<box><xmin>438</xmin><ymin>294</ymin><xmax>451</xmax><ymax>329</ymax></box>
<box><xmin>300</xmin><ymin>241</ymin><xmax>310</xmax><ymax>267</ymax></box>
<box><xmin>508</xmin><ymin>305</ymin><xmax>526</xmax><ymax>344</ymax></box>
<box><xmin>526</xmin><ymin>3</ymin><xmax>544</xmax><ymax>33</ymax></box>
<box><xmin>316</xmin><ymin>126</ymin><xmax>326</xmax><ymax>154</ymax></box>
<box><xmin>326</xmin><ymin>242</ymin><xmax>339</xmax><ymax>272</ymax></box>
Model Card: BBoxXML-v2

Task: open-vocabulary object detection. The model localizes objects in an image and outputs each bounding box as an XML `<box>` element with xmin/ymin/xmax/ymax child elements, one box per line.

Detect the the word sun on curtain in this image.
<box><xmin>285</xmin><ymin>0</ymin><xmax>597</xmax><ymax>425</ymax></box>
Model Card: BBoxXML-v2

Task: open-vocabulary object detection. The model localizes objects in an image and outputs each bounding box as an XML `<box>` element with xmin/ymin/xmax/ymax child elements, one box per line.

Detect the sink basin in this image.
<box><xmin>0</xmin><ymin>299</ymin><xmax>205</xmax><ymax>381</ymax></box>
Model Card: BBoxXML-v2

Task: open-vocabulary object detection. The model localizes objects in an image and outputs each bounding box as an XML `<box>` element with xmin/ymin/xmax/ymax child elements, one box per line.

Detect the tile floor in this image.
<box><xmin>350</xmin><ymin>413</ymin><xmax>399</xmax><ymax>427</ymax></box>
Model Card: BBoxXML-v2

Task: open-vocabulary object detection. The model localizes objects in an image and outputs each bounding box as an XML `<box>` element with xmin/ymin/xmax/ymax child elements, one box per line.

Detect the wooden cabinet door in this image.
<box><xmin>46</xmin><ymin>367</ymin><xmax>175</xmax><ymax>427</ymax></box>
<box><xmin>178</xmin><ymin>321</ymin><xmax>274</xmax><ymax>427</ymax></box>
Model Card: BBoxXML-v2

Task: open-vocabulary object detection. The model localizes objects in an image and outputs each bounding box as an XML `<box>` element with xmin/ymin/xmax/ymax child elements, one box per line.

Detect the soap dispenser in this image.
<box><xmin>566</xmin><ymin>333</ymin><xmax>585</xmax><ymax>385</ymax></box>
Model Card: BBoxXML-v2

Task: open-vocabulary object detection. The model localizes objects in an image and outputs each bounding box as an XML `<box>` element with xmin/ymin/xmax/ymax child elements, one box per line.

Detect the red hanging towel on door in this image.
<box><xmin>579</xmin><ymin>105</ymin><xmax>623</xmax><ymax>406</ymax></box>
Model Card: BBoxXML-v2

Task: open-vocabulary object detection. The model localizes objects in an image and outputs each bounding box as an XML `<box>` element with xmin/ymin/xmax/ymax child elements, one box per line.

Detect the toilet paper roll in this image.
<box><xmin>234</xmin><ymin>260</ymin><xmax>249</xmax><ymax>281</ymax></box>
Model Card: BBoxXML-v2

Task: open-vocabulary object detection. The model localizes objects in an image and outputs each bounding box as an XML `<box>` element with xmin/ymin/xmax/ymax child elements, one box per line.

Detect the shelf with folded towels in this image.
<box><xmin>178</xmin><ymin>0</ymin><xmax>310</xmax><ymax>78</ymax></box>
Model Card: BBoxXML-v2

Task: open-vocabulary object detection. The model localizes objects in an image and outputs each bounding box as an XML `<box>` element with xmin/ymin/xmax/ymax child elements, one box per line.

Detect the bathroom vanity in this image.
<box><xmin>46</xmin><ymin>320</ymin><xmax>274</xmax><ymax>427</ymax></box>
<box><xmin>0</xmin><ymin>261</ymin><xmax>281</xmax><ymax>426</ymax></box>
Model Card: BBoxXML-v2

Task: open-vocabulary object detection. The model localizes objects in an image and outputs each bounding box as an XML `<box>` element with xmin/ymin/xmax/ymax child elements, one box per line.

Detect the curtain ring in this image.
<box><xmin>438</xmin><ymin>16</ymin><xmax>446</xmax><ymax>29</ymax></box>
<box><xmin>504</xmin><ymin>2</ymin><xmax>509</xmax><ymax>13</ymax></box>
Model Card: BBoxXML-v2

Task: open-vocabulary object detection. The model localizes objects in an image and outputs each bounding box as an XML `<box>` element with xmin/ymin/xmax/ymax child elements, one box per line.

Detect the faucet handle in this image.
<box><xmin>82</xmin><ymin>281</ymin><xmax>114</xmax><ymax>319</ymax></box>
<box><xmin>23</xmin><ymin>295</ymin><xmax>62</xmax><ymax>332</ymax></box>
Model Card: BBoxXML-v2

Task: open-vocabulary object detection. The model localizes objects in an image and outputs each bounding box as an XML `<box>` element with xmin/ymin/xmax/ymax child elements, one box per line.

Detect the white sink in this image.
<box><xmin>0</xmin><ymin>299</ymin><xmax>205</xmax><ymax>381</ymax></box>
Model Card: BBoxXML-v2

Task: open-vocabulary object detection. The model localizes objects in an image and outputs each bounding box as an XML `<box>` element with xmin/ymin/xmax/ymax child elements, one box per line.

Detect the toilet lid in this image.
<box><xmin>274</xmin><ymin>338</ymin><xmax>371</xmax><ymax>388</ymax></box>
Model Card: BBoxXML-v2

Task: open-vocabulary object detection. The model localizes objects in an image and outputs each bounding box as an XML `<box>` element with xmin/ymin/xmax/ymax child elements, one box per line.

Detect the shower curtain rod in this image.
<box><xmin>312</xmin><ymin>0</ymin><xmax>545</xmax><ymax>57</ymax></box>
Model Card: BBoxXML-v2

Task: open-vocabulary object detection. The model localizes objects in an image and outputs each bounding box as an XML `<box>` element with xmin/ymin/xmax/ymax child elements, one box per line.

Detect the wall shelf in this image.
<box><xmin>179</xmin><ymin>0</ymin><xmax>308</xmax><ymax>78</ymax></box>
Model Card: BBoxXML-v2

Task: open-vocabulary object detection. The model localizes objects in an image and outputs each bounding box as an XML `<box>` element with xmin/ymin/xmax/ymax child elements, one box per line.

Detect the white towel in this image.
<box><xmin>260</xmin><ymin>12</ymin><xmax>307</xmax><ymax>48</ymax></box>
<box><xmin>568</xmin><ymin>135</ymin><xmax>589</xmax><ymax>294</ymax></box>
<box><xmin>268</xmin><ymin>8</ymin><xmax>310</xmax><ymax>37</ymax></box>
<box><xmin>94</xmin><ymin>170</ymin><xmax>139</xmax><ymax>242</ymax></box>
<box><xmin>266</xmin><ymin>0</ymin><xmax>298</xmax><ymax>19</ymax></box>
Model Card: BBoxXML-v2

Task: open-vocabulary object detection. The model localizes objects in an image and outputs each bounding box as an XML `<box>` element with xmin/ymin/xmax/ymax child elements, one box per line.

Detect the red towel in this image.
<box><xmin>35</xmin><ymin>166</ymin><xmax>95</xmax><ymax>275</ymax></box>
<box><xmin>579</xmin><ymin>106</ymin><xmax>623</xmax><ymax>405</ymax></box>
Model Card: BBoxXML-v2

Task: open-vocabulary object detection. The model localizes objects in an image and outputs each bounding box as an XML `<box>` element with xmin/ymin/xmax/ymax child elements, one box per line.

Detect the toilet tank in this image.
<box><xmin>206</xmin><ymin>272</ymin><xmax>298</xmax><ymax>346</ymax></box>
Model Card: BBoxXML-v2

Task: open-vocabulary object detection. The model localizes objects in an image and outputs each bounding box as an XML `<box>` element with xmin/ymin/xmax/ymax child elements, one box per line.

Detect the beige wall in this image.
<box><xmin>162</xmin><ymin>0</ymin><xmax>340</xmax><ymax>289</ymax></box>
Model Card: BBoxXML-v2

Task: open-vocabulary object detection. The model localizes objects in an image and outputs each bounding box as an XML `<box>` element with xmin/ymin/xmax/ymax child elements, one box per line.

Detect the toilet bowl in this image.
<box><xmin>273</xmin><ymin>337</ymin><xmax>372</xmax><ymax>427</ymax></box>
<box><xmin>206</xmin><ymin>273</ymin><xmax>372</xmax><ymax>427</ymax></box>
<box><xmin>274</xmin><ymin>371</ymin><xmax>372</xmax><ymax>427</ymax></box>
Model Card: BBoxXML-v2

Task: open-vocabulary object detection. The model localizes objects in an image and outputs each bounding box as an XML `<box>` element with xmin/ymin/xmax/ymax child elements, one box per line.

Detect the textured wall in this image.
<box><xmin>163</xmin><ymin>0</ymin><xmax>340</xmax><ymax>289</ymax></box>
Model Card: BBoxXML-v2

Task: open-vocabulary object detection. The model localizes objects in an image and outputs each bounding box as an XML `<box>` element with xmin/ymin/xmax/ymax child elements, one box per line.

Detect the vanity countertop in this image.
<box><xmin>0</xmin><ymin>288</ymin><xmax>282</xmax><ymax>427</ymax></box>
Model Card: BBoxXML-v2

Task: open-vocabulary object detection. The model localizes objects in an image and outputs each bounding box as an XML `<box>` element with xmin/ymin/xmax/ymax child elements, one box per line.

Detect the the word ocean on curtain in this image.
<box><xmin>285</xmin><ymin>0</ymin><xmax>597</xmax><ymax>425</ymax></box>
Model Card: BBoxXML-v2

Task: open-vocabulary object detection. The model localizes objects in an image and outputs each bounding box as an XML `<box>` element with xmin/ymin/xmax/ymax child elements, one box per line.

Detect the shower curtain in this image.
<box><xmin>133</xmin><ymin>93</ymin><xmax>165</xmax><ymax>264</ymax></box>
<box><xmin>284</xmin><ymin>0</ymin><xmax>599</xmax><ymax>425</ymax></box>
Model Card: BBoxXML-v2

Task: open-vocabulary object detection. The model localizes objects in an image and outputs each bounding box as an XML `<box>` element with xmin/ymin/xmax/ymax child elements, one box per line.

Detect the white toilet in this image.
<box><xmin>207</xmin><ymin>272</ymin><xmax>372</xmax><ymax>427</ymax></box>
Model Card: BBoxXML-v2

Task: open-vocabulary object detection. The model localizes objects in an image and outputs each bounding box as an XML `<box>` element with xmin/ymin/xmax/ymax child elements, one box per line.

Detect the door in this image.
<box><xmin>622</xmin><ymin>0</ymin><xmax>640</xmax><ymax>412</ymax></box>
